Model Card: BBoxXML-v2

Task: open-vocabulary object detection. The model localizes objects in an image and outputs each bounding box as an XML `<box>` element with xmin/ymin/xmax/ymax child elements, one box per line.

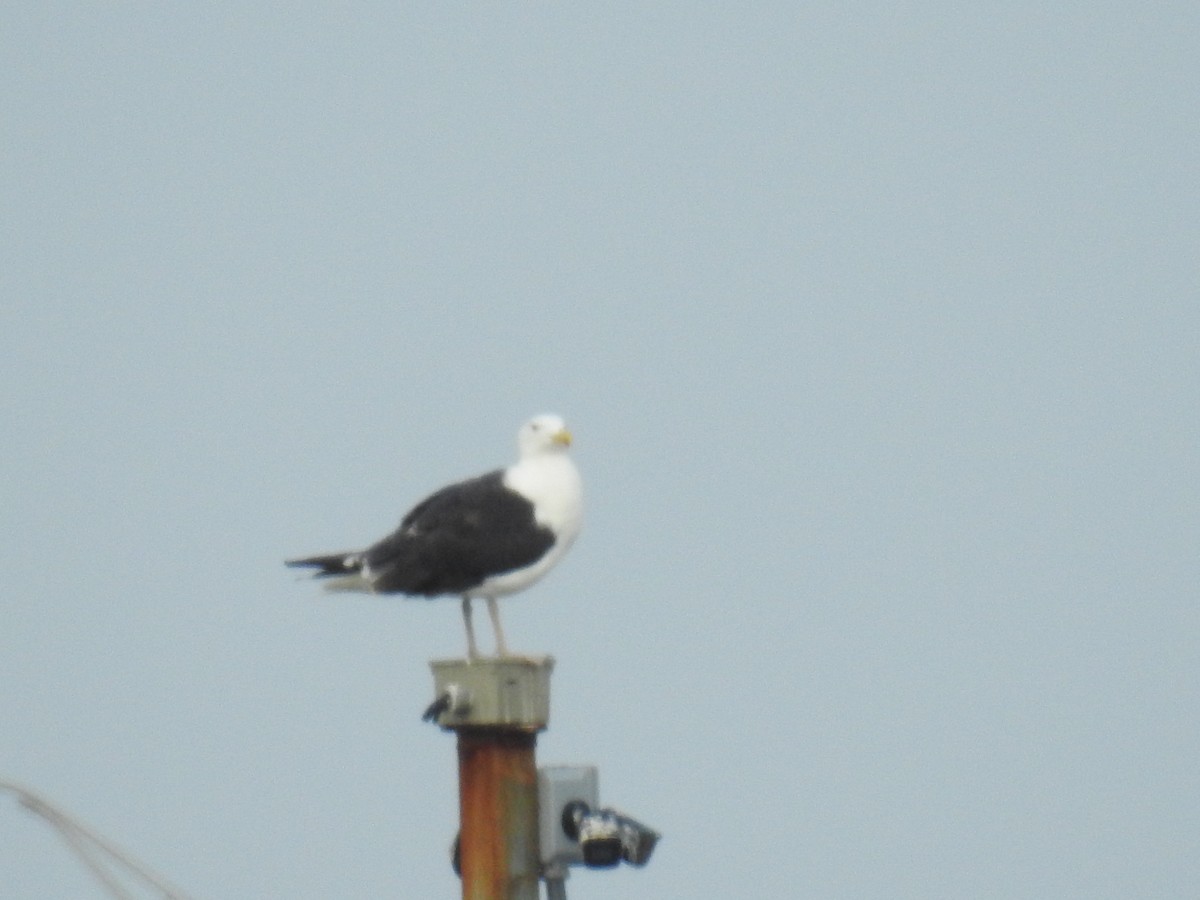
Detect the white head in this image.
<box><xmin>517</xmin><ymin>413</ymin><xmax>573</xmax><ymax>459</ymax></box>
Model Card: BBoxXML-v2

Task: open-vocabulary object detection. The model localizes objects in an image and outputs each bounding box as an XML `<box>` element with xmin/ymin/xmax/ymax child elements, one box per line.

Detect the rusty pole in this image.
<box><xmin>429</xmin><ymin>656</ymin><xmax>554</xmax><ymax>900</ymax></box>
<box><xmin>457</xmin><ymin>728</ymin><xmax>539</xmax><ymax>900</ymax></box>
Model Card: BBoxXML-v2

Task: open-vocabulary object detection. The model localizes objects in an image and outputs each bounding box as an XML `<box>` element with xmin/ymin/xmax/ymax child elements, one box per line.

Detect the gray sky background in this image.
<box><xmin>2</xmin><ymin>5</ymin><xmax>1196</xmax><ymax>898</ymax></box>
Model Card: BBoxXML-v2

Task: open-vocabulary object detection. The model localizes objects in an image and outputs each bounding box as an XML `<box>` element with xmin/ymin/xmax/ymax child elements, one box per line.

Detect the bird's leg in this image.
<box><xmin>486</xmin><ymin>597</ymin><xmax>509</xmax><ymax>657</ymax></box>
<box><xmin>461</xmin><ymin>597</ymin><xmax>479</xmax><ymax>661</ymax></box>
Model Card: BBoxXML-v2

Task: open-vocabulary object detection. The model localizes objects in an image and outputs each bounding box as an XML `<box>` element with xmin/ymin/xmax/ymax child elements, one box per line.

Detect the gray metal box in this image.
<box><xmin>538</xmin><ymin>765</ymin><xmax>599</xmax><ymax>867</ymax></box>
<box><xmin>428</xmin><ymin>656</ymin><xmax>554</xmax><ymax>730</ymax></box>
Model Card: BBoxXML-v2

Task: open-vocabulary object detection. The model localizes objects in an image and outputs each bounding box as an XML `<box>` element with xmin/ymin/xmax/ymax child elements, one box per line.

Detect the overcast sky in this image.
<box><xmin>2</xmin><ymin>4</ymin><xmax>1196</xmax><ymax>898</ymax></box>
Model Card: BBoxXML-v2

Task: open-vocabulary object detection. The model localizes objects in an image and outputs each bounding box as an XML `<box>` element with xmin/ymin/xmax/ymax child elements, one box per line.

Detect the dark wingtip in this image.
<box><xmin>284</xmin><ymin>552</ymin><xmax>363</xmax><ymax>577</ymax></box>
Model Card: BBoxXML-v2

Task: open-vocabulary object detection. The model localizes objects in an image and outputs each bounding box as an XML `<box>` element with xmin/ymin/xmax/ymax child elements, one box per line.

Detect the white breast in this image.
<box><xmin>466</xmin><ymin>455</ymin><xmax>581</xmax><ymax>599</ymax></box>
<box><xmin>503</xmin><ymin>454</ymin><xmax>583</xmax><ymax>541</ymax></box>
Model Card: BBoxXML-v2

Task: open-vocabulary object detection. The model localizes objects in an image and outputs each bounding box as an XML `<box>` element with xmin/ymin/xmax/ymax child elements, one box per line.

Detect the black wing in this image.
<box><xmin>365</xmin><ymin>470</ymin><xmax>554</xmax><ymax>596</ymax></box>
<box><xmin>285</xmin><ymin>551</ymin><xmax>363</xmax><ymax>578</ymax></box>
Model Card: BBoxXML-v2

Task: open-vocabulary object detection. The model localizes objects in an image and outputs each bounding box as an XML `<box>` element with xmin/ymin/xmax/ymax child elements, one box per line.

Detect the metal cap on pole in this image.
<box><xmin>428</xmin><ymin>656</ymin><xmax>554</xmax><ymax>900</ymax></box>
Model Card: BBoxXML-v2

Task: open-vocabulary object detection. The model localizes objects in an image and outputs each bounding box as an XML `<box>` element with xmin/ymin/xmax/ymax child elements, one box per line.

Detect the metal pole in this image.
<box><xmin>457</xmin><ymin>728</ymin><xmax>539</xmax><ymax>900</ymax></box>
<box><xmin>544</xmin><ymin>872</ymin><xmax>568</xmax><ymax>900</ymax></box>
<box><xmin>428</xmin><ymin>656</ymin><xmax>554</xmax><ymax>900</ymax></box>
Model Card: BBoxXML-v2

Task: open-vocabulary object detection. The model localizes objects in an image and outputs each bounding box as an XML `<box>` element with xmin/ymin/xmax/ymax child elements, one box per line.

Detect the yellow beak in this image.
<box><xmin>553</xmin><ymin>428</ymin><xmax>573</xmax><ymax>447</ymax></box>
